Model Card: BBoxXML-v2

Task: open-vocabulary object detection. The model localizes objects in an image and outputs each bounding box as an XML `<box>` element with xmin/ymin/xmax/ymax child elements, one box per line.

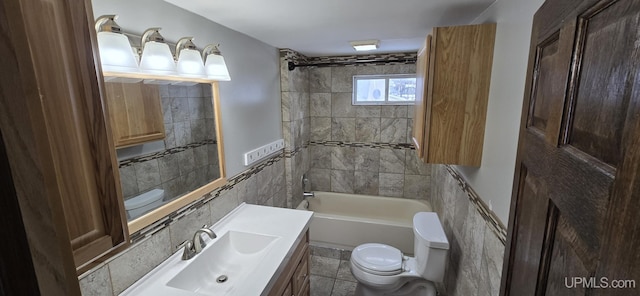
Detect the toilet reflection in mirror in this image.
<box><xmin>108</xmin><ymin>82</ymin><xmax>222</xmax><ymax>221</ymax></box>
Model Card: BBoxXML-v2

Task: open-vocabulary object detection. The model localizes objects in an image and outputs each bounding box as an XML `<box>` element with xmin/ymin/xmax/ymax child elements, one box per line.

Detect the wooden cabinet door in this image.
<box><xmin>413</xmin><ymin>24</ymin><xmax>495</xmax><ymax>166</ymax></box>
<box><xmin>281</xmin><ymin>283</ymin><xmax>292</xmax><ymax>296</ymax></box>
<box><xmin>0</xmin><ymin>0</ymin><xmax>128</xmax><ymax>285</ymax></box>
<box><xmin>268</xmin><ymin>232</ymin><xmax>310</xmax><ymax>296</ymax></box>
<box><xmin>105</xmin><ymin>82</ymin><xmax>165</xmax><ymax>147</ymax></box>
<box><xmin>427</xmin><ymin>24</ymin><xmax>495</xmax><ymax>166</ymax></box>
<box><xmin>502</xmin><ymin>0</ymin><xmax>640</xmax><ymax>295</ymax></box>
<box><xmin>412</xmin><ymin>35</ymin><xmax>432</xmax><ymax>159</ymax></box>
<box><xmin>292</xmin><ymin>248</ymin><xmax>310</xmax><ymax>295</ymax></box>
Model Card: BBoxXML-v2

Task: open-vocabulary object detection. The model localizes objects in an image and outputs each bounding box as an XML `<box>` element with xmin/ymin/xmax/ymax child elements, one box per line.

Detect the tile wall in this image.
<box><xmin>280</xmin><ymin>49</ymin><xmax>311</xmax><ymax>208</ymax></box>
<box><xmin>117</xmin><ymin>84</ymin><xmax>220</xmax><ymax>203</ymax></box>
<box><xmin>430</xmin><ymin>164</ymin><xmax>507</xmax><ymax>296</ymax></box>
<box><xmin>79</xmin><ymin>153</ymin><xmax>287</xmax><ymax>295</ymax></box>
<box><xmin>306</xmin><ymin>62</ymin><xmax>432</xmax><ymax>199</ymax></box>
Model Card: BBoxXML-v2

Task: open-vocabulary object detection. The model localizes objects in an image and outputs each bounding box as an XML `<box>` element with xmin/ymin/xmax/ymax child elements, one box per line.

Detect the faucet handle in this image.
<box><xmin>180</xmin><ymin>240</ymin><xmax>196</xmax><ymax>260</ymax></box>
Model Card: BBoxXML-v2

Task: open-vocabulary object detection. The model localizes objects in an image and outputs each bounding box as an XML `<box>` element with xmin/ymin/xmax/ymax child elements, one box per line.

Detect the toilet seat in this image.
<box><xmin>351</xmin><ymin>243</ymin><xmax>403</xmax><ymax>276</ymax></box>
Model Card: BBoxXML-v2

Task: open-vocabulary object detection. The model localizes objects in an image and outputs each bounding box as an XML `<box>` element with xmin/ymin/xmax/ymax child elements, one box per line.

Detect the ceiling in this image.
<box><xmin>163</xmin><ymin>0</ymin><xmax>496</xmax><ymax>57</ymax></box>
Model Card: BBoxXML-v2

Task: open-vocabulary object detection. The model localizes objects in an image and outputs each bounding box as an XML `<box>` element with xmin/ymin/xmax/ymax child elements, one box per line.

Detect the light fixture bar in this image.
<box><xmin>95</xmin><ymin>16</ymin><xmax>231</xmax><ymax>82</ymax></box>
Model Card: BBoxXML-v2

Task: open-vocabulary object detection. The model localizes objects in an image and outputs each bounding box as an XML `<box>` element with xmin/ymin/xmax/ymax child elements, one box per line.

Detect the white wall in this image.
<box><xmin>455</xmin><ymin>0</ymin><xmax>544</xmax><ymax>224</ymax></box>
<box><xmin>92</xmin><ymin>0</ymin><xmax>282</xmax><ymax>177</ymax></box>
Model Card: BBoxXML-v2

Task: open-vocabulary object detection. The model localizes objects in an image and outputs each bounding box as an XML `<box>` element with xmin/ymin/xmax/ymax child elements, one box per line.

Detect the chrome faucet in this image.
<box><xmin>181</xmin><ymin>225</ymin><xmax>217</xmax><ymax>260</ymax></box>
<box><xmin>302</xmin><ymin>174</ymin><xmax>313</xmax><ymax>198</ymax></box>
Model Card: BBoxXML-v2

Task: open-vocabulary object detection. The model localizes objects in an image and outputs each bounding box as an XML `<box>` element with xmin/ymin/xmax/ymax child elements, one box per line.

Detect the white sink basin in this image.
<box><xmin>120</xmin><ymin>203</ymin><xmax>313</xmax><ymax>296</ymax></box>
<box><xmin>166</xmin><ymin>231</ymin><xmax>279</xmax><ymax>295</ymax></box>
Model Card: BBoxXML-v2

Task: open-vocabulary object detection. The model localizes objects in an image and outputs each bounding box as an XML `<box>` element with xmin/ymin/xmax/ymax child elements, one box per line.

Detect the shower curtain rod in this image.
<box><xmin>287</xmin><ymin>58</ymin><xmax>417</xmax><ymax>71</ymax></box>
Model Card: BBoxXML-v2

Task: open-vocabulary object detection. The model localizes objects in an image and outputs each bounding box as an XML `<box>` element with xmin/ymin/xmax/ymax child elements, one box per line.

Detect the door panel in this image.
<box><xmin>544</xmin><ymin>215</ymin><xmax>590</xmax><ymax>295</ymax></box>
<box><xmin>507</xmin><ymin>167</ymin><xmax>548</xmax><ymax>296</ymax></box>
<box><xmin>503</xmin><ymin>0</ymin><xmax>640</xmax><ymax>295</ymax></box>
<box><xmin>527</xmin><ymin>20</ymin><xmax>577</xmax><ymax>146</ymax></box>
<box><xmin>565</xmin><ymin>0</ymin><xmax>640</xmax><ymax>168</ymax></box>
<box><xmin>529</xmin><ymin>34</ymin><xmax>560</xmax><ymax>133</ymax></box>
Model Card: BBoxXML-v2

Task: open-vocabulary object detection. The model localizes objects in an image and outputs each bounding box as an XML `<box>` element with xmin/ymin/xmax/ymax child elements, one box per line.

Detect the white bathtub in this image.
<box><xmin>296</xmin><ymin>191</ymin><xmax>431</xmax><ymax>254</ymax></box>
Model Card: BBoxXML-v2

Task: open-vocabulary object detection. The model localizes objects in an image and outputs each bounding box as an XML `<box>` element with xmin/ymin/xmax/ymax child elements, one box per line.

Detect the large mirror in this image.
<box><xmin>103</xmin><ymin>75</ymin><xmax>226</xmax><ymax>233</ymax></box>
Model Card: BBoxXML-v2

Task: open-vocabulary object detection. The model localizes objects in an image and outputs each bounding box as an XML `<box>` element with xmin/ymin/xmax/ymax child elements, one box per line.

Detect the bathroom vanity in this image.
<box><xmin>120</xmin><ymin>204</ymin><xmax>312</xmax><ymax>296</ymax></box>
<box><xmin>268</xmin><ymin>230</ymin><xmax>310</xmax><ymax>296</ymax></box>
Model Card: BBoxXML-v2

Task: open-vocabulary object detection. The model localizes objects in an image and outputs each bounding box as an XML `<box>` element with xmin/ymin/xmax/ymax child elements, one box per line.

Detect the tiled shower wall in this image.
<box><xmin>430</xmin><ymin>164</ymin><xmax>507</xmax><ymax>296</ymax></box>
<box><xmin>280</xmin><ymin>49</ymin><xmax>311</xmax><ymax>208</ymax></box>
<box><xmin>117</xmin><ymin>84</ymin><xmax>219</xmax><ymax>203</ymax></box>
<box><xmin>305</xmin><ymin>62</ymin><xmax>432</xmax><ymax>199</ymax></box>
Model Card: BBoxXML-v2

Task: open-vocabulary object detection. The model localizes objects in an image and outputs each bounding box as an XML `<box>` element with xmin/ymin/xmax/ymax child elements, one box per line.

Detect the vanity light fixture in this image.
<box><xmin>203</xmin><ymin>44</ymin><xmax>231</xmax><ymax>81</ymax></box>
<box><xmin>175</xmin><ymin>37</ymin><xmax>206</xmax><ymax>78</ymax></box>
<box><xmin>95</xmin><ymin>15</ymin><xmax>140</xmax><ymax>74</ymax></box>
<box><xmin>139</xmin><ymin>28</ymin><xmax>177</xmax><ymax>75</ymax></box>
<box><xmin>95</xmin><ymin>16</ymin><xmax>231</xmax><ymax>82</ymax></box>
<box><xmin>350</xmin><ymin>40</ymin><xmax>379</xmax><ymax>51</ymax></box>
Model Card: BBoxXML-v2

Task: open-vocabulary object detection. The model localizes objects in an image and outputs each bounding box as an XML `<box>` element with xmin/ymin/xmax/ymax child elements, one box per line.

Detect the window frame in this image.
<box><xmin>352</xmin><ymin>74</ymin><xmax>416</xmax><ymax>106</ymax></box>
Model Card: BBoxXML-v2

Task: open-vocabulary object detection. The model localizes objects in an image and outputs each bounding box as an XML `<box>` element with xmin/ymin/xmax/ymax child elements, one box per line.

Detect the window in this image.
<box><xmin>353</xmin><ymin>74</ymin><xmax>416</xmax><ymax>105</ymax></box>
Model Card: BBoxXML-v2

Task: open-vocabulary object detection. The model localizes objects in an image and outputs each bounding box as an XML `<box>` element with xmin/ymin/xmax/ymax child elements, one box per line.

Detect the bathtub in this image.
<box><xmin>296</xmin><ymin>191</ymin><xmax>431</xmax><ymax>254</ymax></box>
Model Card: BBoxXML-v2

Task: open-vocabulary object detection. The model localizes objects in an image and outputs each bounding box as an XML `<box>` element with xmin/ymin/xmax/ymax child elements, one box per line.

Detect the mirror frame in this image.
<box><xmin>103</xmin><ymin>71</ymin><xmax>227</xmax><ymax>234</ymax></box>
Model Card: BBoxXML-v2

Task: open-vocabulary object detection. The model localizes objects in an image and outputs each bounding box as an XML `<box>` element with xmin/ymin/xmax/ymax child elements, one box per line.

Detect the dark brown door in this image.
<box><xmin>502</xmin><ymin>0</ymin><xmax>640</xmax><ymax>295</ymax></box>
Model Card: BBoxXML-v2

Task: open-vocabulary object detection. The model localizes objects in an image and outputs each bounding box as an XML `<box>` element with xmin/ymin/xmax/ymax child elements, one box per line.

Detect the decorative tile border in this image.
<box><xmin>118</xmin><ymin>139</ymin><xmax>217</xmax><ymax>168</ymax></box>
<box><xmin>282</xmin><ymin>140</ymin><xmax>415</xmax><ymax>160</ymax></box>
<box><xmin>309</xmin><ymin>140</ymin><xmax>415</xmax><ymax>150</ymax></box>
<box><xmin>280</xmin><ymin>49</ymin><xmax>417</xmax><ymax>68</ymax></box>
<box><xmin>283</xmin><ymin>142</ymin><xmax>310</xmax><ymax>158</ymax></box>
<box><xmin>280</xmin><ymin>48</ymin><xmax>309</xmax><ymax>64</ymax></box>
<box><xmin>444</xmin><ymin>165</ymin><xmax>507</xmax><ymax>245</ymax></box>
<box><xmin>307</xmin><ymin>52</ymin><xmax>417</xmax><ymax>66</ymax></box>
<box><xmin>129</xmin><ymin>151</ymin><xmax>284</xmax><ymax>243</ymax></box>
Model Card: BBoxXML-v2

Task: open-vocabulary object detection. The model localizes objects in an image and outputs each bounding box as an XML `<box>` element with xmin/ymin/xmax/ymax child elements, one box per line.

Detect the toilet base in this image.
<box><xmin>355</xmin><ymin>279</ymin><xmax>437</xmax><ymax>296</ymax></box>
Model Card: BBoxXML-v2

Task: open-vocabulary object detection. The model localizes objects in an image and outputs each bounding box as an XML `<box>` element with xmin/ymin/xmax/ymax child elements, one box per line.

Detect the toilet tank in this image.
<box><xmin>124</xmin><ymin>189</ymin><xmax>165</xmax><ymax>219</ymax></box>
<box><xmin>413</xmin><ymin>212</ymin><xmax>449</xmax><ymax>282</ymax></box>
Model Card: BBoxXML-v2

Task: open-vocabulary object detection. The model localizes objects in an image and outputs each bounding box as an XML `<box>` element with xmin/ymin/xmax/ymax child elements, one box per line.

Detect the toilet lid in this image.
<box><xmin>352</xmin><ymin>243</ymin><xmax>403</xmax><ymax>275</ymax></box>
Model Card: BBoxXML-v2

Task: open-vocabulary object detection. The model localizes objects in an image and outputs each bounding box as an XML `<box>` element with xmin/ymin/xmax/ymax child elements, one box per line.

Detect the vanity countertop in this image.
<box><xmin>120</xmin><ymin>203</ymin><xmax>313</xmax><ymax>296</ymax></box>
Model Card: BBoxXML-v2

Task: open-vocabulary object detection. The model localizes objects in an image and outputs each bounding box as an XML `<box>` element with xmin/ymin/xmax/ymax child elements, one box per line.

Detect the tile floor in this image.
<box><xmin>310</xmin><ymin>245</ymin><xmax>358</xmax><ymax>296</ymax></box>
<box><xmin>309</xmin><ymin>244</ymin><xmax>448</xmax><ymax>296</ymax></box>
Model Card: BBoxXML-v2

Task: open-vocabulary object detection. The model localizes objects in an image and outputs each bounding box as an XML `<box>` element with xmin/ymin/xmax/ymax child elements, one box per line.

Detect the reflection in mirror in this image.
<box><xmin>107</xmin><ymin>82</ymin><xmax>221</xmax><ymax>222</ymax></box>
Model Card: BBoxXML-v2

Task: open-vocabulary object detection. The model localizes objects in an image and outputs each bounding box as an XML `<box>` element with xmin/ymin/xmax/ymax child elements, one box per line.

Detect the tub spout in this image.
<box><xmin>303</xmin><ymin>191</ymin><xmax>315</xmax><ymax>198</ymax></box>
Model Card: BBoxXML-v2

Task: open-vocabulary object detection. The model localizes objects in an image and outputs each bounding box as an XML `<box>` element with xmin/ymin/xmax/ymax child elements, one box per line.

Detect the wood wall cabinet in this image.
<box><xmin>269</xmin><ymin>231</ymin><xmax>310</xmax><ymax>296</ymax></box>
<box><xmin>412</xmin><ymin>23</ymin><xmax>496</xmax><ymax>166</ymax></box>
<box><xmin>104</xmin><ymin>82</ymin><xmax>165</xmax><ymax>148</ymax></box>
<box><xmin>0</xmin><ymin>0</ymin><xmax>128</xmax><ymax>293</ymax></box>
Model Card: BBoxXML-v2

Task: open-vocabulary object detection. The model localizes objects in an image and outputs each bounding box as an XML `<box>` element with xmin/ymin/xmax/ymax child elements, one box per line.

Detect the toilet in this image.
<box><xmin>350</xmin><ymin>212</ymin><xmax>449</xmax><ymax>296</ymax></box>
<box><xmin>124</xmin><ymin>188</ymin><xmax>165</xmax><ymax>219</ymax></box>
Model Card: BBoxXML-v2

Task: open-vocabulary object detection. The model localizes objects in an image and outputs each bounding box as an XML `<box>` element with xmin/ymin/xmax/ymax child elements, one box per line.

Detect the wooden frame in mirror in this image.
<box><xmin>102</xmin><ymin>72</ymin><xmax>226</xmax><ymax>234</ymax></box>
